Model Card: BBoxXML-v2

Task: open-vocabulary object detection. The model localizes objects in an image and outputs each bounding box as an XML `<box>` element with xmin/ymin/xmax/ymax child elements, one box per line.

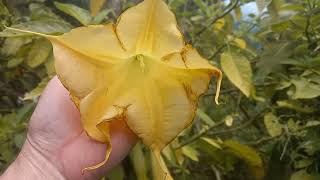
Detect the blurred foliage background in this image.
<box><xmin>1</xmin><ymin>0</ymin><xmax>320</xmax><ymax>179</ymax></box>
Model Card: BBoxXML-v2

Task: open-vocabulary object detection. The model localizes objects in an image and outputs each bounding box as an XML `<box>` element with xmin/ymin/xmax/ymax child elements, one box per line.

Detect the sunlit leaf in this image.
<box><xmin>213</xmin><ymin>19</ymin><xmax>225</xmax><ymax>33</ymax></box>
<box><xmin>291</xmin><ymin>78</ymin><xmax>320</xmax><ymax>99</ymax></box>
<box><xmin>201</xmin><ymin>137</ymin><xmax>222</xmax><ymax>149</ymax></box>
<box><xmin>182</xmin><ymin>145</ymin><xmax>199</xmax><ymax>162</ymax></box>
<box><xmin>233</xmin><ymin>38</ymin><xmax>246</xmax><ymax>49</ymax></box>
<box><xmin>220</xmin><ymin>52</ymin><xmax>252</xmax><ymax>97</ymax></box>
<box><xmin>264</xmin><ymin>112</ymin><xmax>282</xmax><ymax>137</ymax></box>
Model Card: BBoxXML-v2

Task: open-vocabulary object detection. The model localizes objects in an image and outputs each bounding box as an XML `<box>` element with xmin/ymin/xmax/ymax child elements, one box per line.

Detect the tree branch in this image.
<box><xmin>195</xmin><ymin>0</ymin><xmax>240</xmax><ymax>38</ymax></box>
<box><xmin>175</xmin><ymin>110</ymin><xmax>265</xmax><ymax>149</ymax></box>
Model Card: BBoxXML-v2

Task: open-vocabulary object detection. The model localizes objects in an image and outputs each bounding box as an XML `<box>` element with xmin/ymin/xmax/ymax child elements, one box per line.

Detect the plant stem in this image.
<box><xmin>194</xmin><ymin>0</ymin><xmax>240</xmax><ymax>40</ymax></box>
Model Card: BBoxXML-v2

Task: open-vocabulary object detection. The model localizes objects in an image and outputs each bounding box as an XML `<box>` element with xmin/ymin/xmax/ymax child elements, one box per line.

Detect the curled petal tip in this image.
<box><xmin>215</xmin><ymin>98</ymin><xmax>220</xmax><ymax>105</ymax></box>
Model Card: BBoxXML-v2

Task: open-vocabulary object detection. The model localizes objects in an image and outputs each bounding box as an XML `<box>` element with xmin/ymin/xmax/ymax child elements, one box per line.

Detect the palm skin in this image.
<box><xmin>3</xmin><ymin>77</ymin><xmax>137</xmax><ymax>180</ymax></box>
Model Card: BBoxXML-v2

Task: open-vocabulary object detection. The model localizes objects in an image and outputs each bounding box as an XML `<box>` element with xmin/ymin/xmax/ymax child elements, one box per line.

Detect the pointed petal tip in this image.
<box><xmin>4</xmin><ymin>26</ymin><xmax>56</xmax><ymax>39</ymax></box>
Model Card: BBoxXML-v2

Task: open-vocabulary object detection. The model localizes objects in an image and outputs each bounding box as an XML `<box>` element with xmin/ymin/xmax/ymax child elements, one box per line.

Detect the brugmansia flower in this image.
<box><xmin>8</xmin><ymin>0</ymin><xmax>222</xmax><ymax>179</ymax></box>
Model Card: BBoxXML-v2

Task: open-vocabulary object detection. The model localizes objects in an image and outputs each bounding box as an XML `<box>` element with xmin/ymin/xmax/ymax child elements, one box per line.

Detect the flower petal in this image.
<box><xmin>53</xmin><ymin>24</ymin><xmax>132</xmax><ymax>99</ymax></box>
<box><xmin>116</xmin><ymin>0</ymin><xmax>184</xmax><ymax>57</ymax></box>
<box><xmin>53</xmin><ymin>41</ymin><xmax>107</xmax><ymax>99</ymax></box>
<box><xmin>55</xmin><ymin>24</ymin><xmax>129</xmax><ymax>62</ymax></box>
<box><xmin>162</xmin><ymin>45</ymin><xmax>222</xmax><ymax>104</ymax></box>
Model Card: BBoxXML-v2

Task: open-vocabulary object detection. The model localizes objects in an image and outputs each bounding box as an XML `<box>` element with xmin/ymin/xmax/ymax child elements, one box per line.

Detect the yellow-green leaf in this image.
<box><xmin>201</xmin><ymin>137</ymin><xmax>222</xmax><ymax>149</ymax></box>
<box><xmin>220</xmin><ymin>52</ymin><xmax>253</xmax><ymax>97</ymax></box>
<box><xmin>23</xmin><ymin>78</ymin><xmax>49</xmax><ymax>101</ymax></box>
<box><xmin>182</xmin><ymin>145</ymin><xmax>199</xmax><ymax>162</ymax></box>
<box><xmin>264</xmin><ymin>112</ymin><xmax>283</xmax><ymax>137</ymax></box>
<box><xmin>233</xmin><ymin>38</ymin><xmax>246</xmax><ymax>49</ymax></box>
<box><xmin>26</xmin><ymin>38</ymin><xmax>52</xmax><ymax>68</ymax></box>
<box><xmin>130</xmin><ymin>143</ymin><xmax>148</xmax><ymax>180</ymax></box>
<box><xmin>291</xmin><ymin>78</ymin><xmax>320</xmax><ymax>99</ymax></box>
<box><xmin>213</xmin><ymin>18</ymin><xmax>225</xmax><ymax>33</ymax></box>
<box><xmin>224</xmin><ymin>140</ymin><xmax>263</xmax><ymax>167</ymax></box>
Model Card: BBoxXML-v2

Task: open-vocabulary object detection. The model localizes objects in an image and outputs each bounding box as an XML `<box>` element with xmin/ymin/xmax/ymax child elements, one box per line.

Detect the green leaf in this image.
<box><xmin>182</xmin><ymin>145</ymin><xmax>199</xmax><ymax>162</ymax></box>
<box><xmin>107</xmin><ymin>165</ymin><xmax>125</xmax><ymax>180</ymax></box>
<box><xmin>305</xmin><ymin>121</ymin><xmax>320</xmax><ymax>128</ymax></box>
<box><xmin>29</xmin><ymin>3</ymin><xmax>62</xmax><ymax>21</ymax></box>
<box><xmin>130</xmin><ymin>143</ymin><xmax>148</xmax><ymax>180</ymax></box>
<box><xmin>0</xmin><ymin>0</ymin><xmax>9</xmax><ymax>16</ymax></box>
<box><xmin>280</xmin><ymin>3</ymin><xmax>304</xmax><ymax>11</ymax></box>
<box><xmin>220</xmin><ymin>52</ymin><xmax>253</xmax><ymax>97</ymax></box>
<box><xmin>1</xmin><ymin>37</ymin><xmax>31</xmax><ymax>56</ymax></box>
<box><xmin>264</xmin><ymin>112</ymin><xmax>283</xmax><ymax>137</ymax></box>
<box><xmin>291</xmin><ymin>78</ymin><xmax>320</xmax><ymax>99</ymax></box>
<box><xmin>290</xmin><ymin>170</ymin><xmax>320</xmax><ymax>180</ymax></box>
<box><xmin>196</xmin><ymin>108</ymin><xmax>215</xmax><ymax>126</ymax></box>
<box><xmin>294</xmin><ymin>159</ymin><xmax>313</xmax><ymax>169</ymax></box>
<box><xmin>7</xmin><ymin>57</ymin><xmax>23</xmax><ymax>68</ymax></box>
<box><xmin>54</xmin><ymin>2</ymin><xmax>91</xmax><ymax>26</ymax></box>
<box><xmin>26</xmin><ymin>38</ymin><xmax>52</xmax><ymax>68</ymax></box>
<box><xmin>91</xmin><ymin>9</ymin><xmax>112</xmax><ymax>24</ymax></box>
<box><xmin>44</xmin><ymin>54</ymin><xmax>55</xmax><ymax>76</ymax></box>
<box><xmin>193</xmin><ymin>0</ymin><xmax>208</xmax><ymax>16</ymax></box>
<box><xmin>276</xmin><ymin>100</ymin><xmax>314</xmax><ymax>113</ymax></box>
<box><xmin>256</xmin><ymin>43</ymin><xmax>292</xmax><ymax>80</ymax></box>
<box><xmin>23</xmin><ymin>78</ymin><xmax>49</xmax><ymax>101</ymax></box>
<box><xmin>14</xmin><ymin>133</ymin><xmax>25</xmax><ymax>148</ymax></box>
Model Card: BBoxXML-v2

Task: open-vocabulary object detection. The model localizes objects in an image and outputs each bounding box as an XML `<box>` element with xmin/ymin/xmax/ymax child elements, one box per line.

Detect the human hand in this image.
<box><xmin>1</xmin><ymin>77</ymin><xmax>137</xmax><ymax>180</ymax></box>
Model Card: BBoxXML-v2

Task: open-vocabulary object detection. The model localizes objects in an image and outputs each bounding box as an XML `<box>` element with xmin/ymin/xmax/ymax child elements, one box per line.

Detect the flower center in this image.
<box><xmin>135</xmin><ymin>54</ymin><xmax>146</xmax><ymax>71</ymax></box>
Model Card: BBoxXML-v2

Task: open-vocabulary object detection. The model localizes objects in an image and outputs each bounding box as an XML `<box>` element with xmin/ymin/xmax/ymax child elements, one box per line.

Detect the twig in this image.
<box><xmin>280</xmin><ymin>135</ymin><xmax>291</xmax><ymax>160</ymax></box>
<box><xmin>203</xmin><ymin>88</ymin><xmax>238</xmax><ymax>98</ymax></box>
<box><xmin>245</xmin><ymin>136</ymin><xmax>281</xmax><ymax>146</ymax></box>
<box><xmin>247</xmin><ymin>122</ymin><xmax>320</xmax><ymax>147</ymax></box>
<box><xmin>174</xmin><ymin>120</ymin><xmax>225</xmax><ymax>149</ymax></box>
<box><xmin>211</xmin><ymin>164</ymin><xmax>222</xmax><ymax>180</ymax></box>
<box><xmin>195</xmin><ymin>0</ymin><xmax>240</xmax><ymax>38</ymax></box>
<box><xmin>209</xmin><ymin>112</ymin><xmax>262</xmax><ymax>136</ymax></box>
<box><xmin>175</xmin><ymin>111</ymin><xmax>265</xmax><ymax>149</ymax></box>
<box><xmin>229</xmin><ymin>93</ymin><xmax>250</xmax><ymax>121</ymax></box>
<box><xmin>209</xmin><ymin>44</ymin><xmax>227</xmax><ymax>60</ymax></box>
